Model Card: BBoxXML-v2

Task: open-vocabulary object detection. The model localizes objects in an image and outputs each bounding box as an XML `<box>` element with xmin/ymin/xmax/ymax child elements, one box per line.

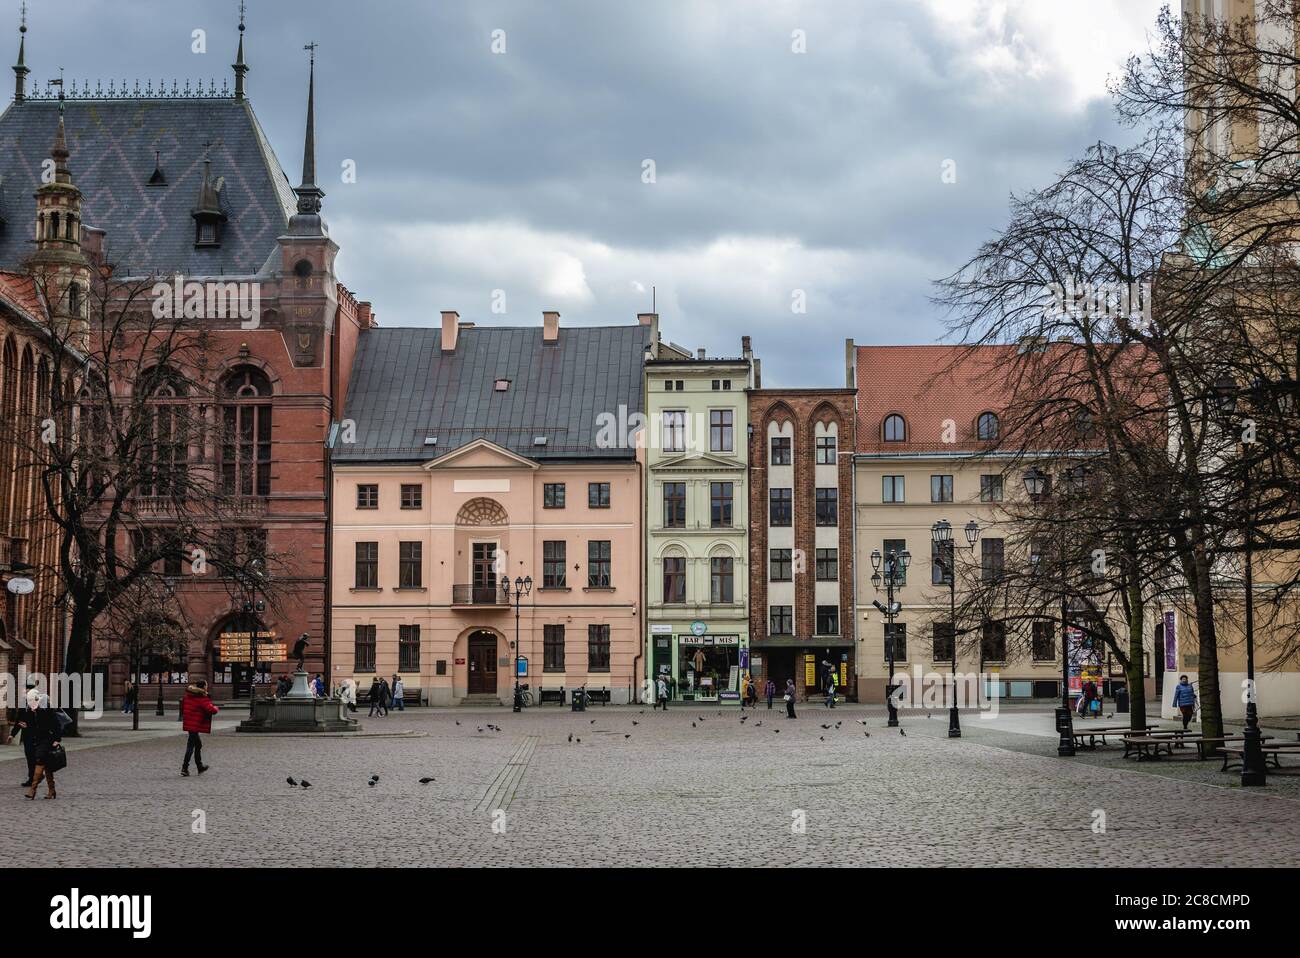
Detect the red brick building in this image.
<box><xmin>747</xmin><ymin>379</ymin><xmax>858</xmax><ymax>702</ymax></box>
<box><xmin>0</xmin><ymin>18</ymin><xmax>371</xmax><ymax>701</ymax></box>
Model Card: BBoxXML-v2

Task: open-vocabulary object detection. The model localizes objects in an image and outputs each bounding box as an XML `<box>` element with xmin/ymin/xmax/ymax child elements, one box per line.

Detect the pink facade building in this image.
<box><xmin>329</xmin><ymin>311</ymin><xmax>648</xmax><ymax>704</ymax></box>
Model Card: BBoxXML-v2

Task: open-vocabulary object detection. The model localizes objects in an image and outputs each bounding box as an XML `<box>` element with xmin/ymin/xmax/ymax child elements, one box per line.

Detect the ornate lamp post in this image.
<box><xmin>870</xmin><ymin>546</ymin><xmax>910</xmax><ymax>726</ymax></box>
<box><xmin>502</xmin><ymin>574</ymin><xmax>533</xmax><ymax>712</ymax></box>
<box><xmin>154</xmin><ymin>576</ymin><xmax>177</xmax><ymax>716</ymax></box>
<box><xmin>931</xmin><ymin>518</ymin><xmax>979</xmax><ymax>738</ymax></box>
<box><xmin>1022</xmin><ymin>467</ymin><xmax>1075</xmax><ymax>756</ymax></box>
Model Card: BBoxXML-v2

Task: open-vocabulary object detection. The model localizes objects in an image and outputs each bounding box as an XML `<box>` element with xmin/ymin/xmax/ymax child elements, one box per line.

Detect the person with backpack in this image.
<box><xmin>180</xmin><ymin>680</ymin><xmax>219</xmax><ymax>777</ymax></box>
<box><xmin>1172</xmin><ymin>675</ymin><xmax>1198</xmax><ymax>729</ymax></box>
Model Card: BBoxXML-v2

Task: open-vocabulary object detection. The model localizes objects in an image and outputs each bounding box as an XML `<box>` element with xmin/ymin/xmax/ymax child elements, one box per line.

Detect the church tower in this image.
<box><xmin>29</xmin><ymin>94</ymin><xmax>91</xmax><ymax>349</ymax></box>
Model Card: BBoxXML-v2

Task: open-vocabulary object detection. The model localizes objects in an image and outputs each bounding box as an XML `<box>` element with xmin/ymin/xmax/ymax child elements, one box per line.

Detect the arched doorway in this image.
<box><xmin>210</xmin><ymin>612</ymin><xmax>270</xmax><ymax>698</ymax></box>
<box><xmin>467</xmin><ymin>630</ymin><xmax>497</xmax><ymax>694</ymax></box>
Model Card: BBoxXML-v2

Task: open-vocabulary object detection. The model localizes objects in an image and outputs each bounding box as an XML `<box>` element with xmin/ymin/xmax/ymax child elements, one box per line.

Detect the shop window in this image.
<box><xmin>679</xmin><ymin>638</ymin><xmax>740</xmax><ymax>701</ymax></box>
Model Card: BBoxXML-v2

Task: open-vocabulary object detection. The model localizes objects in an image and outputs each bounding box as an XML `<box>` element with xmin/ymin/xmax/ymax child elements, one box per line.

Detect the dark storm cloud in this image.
<box><xmin>26</xmin><ymin>0</ymin><xmax>1162</xmax><ymax>387</ymax></box>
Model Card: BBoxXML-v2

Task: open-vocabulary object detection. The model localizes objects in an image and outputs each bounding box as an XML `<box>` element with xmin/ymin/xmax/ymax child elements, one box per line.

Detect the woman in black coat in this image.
<box><xmin>24</xmin><ymin>695</ymin><xmax>62</xmax><ymax>800</ymax></box>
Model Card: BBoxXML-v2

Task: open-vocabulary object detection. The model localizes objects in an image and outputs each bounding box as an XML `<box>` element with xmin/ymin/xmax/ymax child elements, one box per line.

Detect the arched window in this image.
<box><xmin>219</xmin><ymin>365</ymin><xmax>272</xmax><ymax>496</ymax></box>
<box><xmin>140</xmin><ymin>366</ymin><xmax>190</xmax><ymax>498</ymax></box>
<box><xmin>977</xmin><ymin>411</ymin><xmax>999</xmax><ymax>441</ymax></box>
<box><xmin>67</xmin><ymin>283</ymin><xmax>81</xmax><ymax>318</ymax></box>
<box><xmin>0</xmin><ymin>338</ymin><xmax>17</xmax><ymax>531</ymax></box>
<box><xmin>882</xmin><ymin>414</ymin><xmax>906</xmax><ymax>442</ymax></box>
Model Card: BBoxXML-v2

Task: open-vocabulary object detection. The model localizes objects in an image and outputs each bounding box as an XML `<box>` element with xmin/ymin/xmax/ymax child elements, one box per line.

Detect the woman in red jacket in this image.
<box><xmin>181</xmin><ymin>680</ymin><xmax>220</xmax><ymax>777</ymax></box>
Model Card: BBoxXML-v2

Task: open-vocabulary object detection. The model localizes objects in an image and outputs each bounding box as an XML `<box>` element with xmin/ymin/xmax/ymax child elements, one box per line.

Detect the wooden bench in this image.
<box><xmin>584</xmin><ymin>687</ymin><xmax>611</xmax><ymax>705</ymax></box>
<box><xmin>1221</xmin><ymin>741</ymin><xmax>1300</xmax><ymax>772</ymax></box>
<box><xmin>1123</xmin><ymin>735</ymin><xmax>1179</xmax><ymax>761</ymax></box>
<box><xmin>1072</xmin><ymin>724</ymin><xmax>1156</xmax><ymax>749</ymax></box>
<box><xmin>537</xmin><ymin>688</ymin><xmax>566</xmax><ymax>705</ymax></box>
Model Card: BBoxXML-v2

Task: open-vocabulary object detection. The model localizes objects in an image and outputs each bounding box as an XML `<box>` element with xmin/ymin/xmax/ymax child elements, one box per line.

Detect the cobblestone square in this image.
<box><xmin>7</xmin><ymin>705</ymin><xmax>1299</xmax><ymax>867</ymax></box>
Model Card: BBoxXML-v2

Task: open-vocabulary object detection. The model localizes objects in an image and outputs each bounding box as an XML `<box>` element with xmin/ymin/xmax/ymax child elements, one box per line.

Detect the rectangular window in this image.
<box><xmin>769</xmin><ymin>488</ymin><xmax>792</xmax><ymax>526</ymax></box>
<box><xmin>355</xmin><ymin>541</ymin><xmax>378</xmax><ymax>589</ymax></box>
<box><xmin>357</xmin><ymin>483</ymin><xmax>378</xmax><ymax>509</ymax></box>
<box><xmin>882</xmin><ymin>475</ymin><xmax>905</xmax><ymax>503</ymax></box>
<box><xmin>588</xmin><ymin>482</ymin><xmax>610</xmax><ymax>509</ymax></box>
<box><xmin>542</xmin><ymin>540</ymin><xmax>567</xmax><ymax>588</ymax></box>
<box><xmin>981</xmin><ymin>538</ymin><xmax>1005</xmax><ymax>581</ymax></box>
<box><xmin>982</xmin><ymin>621</ymin><xmax>1007</xmax><ymax>662</ymax></box>
<box><xmin>770</xmin><ymin>606</ymin><xmax>793</xmax><ymax>636</ymax></box>
<box><xmin>400</xmin><ymin>484</ymin><xmax>422</xmax><ymax>509</ymax></box>
<box><xmin>354</xmin><ymin>625</ymin><xmax>376</xmax><ymax>672</ymax></box>
<box><xmin>979</xmin><ymin>474</ymin><xmax>1003</xmax><ymax>503</ymax></box>
<box><xmin>930</xmin><ymin>474</ymin><xmax>953</xmax><ymax>503</ymax></box>
<box><xmin>771</xmin><ymin>436</ymin><xmax>791</xmax><ymax>465</ymax></box>
<box><xmin>710</xmin><ymin>556</ymin><xmax>734</xmax><ymax>603</ymax></box>
<box><xmin>1032</xmin><ymin>620</ymin><xmax>1055</xmax><ymax>661</ymax></box>
<box><xmin>588</xmin><ymin>624</ymin><xmax>611</xmax><ymax>672</ymax></box>
<box><xmin>588</xmin><ymin>540</ymin><xmax>611</xmax><ymax>587</ymax></box>
<box><xmin>398</xmin><ymin>541</ymin><xmax>422</xmax><ymax>588</ymax></box>
<box><xmin>399</xmin><ymin>624</ymin><xmax>420</xmax><ymax>672</ymax></box>
<box><xmin>932</xmin><ymin>622</ymin><xmax>954</xmax><ymax>662</ymax></box>
<box><xmin>663</xmin><ymin>482</ymin><xmax>686</xmax><ymax>528</ymax></box>
<box><xmin>709</xmin><ymin>409</ymin><xmax>734</xmax><ymax>452</ymax></box>
<box><xmin>815</xmin><ymin>548</ymin><xmax>838</xmax><ymax>581</ymax></box>
<box><xmin>769</xmin><ymin>548</ymin><xmax>792</xmax><ymax>581</ymax></box>
<box><xmin>932</xmin><ymin>540</ymin><xmax>952</xmax><ymax>586</ymax></box>
<box><xmin>663</xmin><ymin>556</ymin><xmax>686</xmax><ymax>603</ymax></box>
<box><xmin>883</xmin><ymin>539</ymin><xmax>907</xmax><ymax>585</ymax></box>
<box><xmin>544</xmin><ymin>624</ymin><xmax>565</xmax><ymax>672</ymax></box>
<box><xmin>815</xmin><ymin>488</ymin><xmax>838</xmax><ymax>526</ymax></box>
<box><xmin>710</xmin><ymin>481</ymin><xmax>733</xmax><ymax>528</ymax></box>
<box><xmin>661</xmin><ymin>410</ymin><xmax>686</xmax><ymax>452</ymax></box>
<box><xmin>816</xmin><ymin>605</ymin><xmax>840</xmax><ymax>636</ymax></box>
<box><xmin>815</xmin><ymin>434</ymin><xmax>836</xmax><ymax>464</ymax></box>
<box><xmin>544</xmin><ymin>483</ymin><xmax>566</xmax><ymax>508</ymax></box>
<box><xmin>884</xmin><ymin>622</ymin><xmax>906</xmax><ymax>661</ymax></box>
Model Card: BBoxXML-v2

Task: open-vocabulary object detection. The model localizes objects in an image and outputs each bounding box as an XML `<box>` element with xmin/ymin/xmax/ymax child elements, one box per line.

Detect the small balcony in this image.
<box><xmin>452</xmin><ymin>583</ymin><xmax>510</xmax><ymax>607</ymax></box>
<box><xmin>0</xmin><ymin>535</ymin><xmax>28</xmax><ymax>572</ymax></box>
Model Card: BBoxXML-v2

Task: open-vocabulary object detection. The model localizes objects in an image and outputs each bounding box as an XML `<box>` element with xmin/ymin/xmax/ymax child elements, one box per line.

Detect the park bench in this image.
<box><xmin>537</xmin><ymin>687</ymin><xmax>566</xmax><ymax>705</ymax></box>
<box><xmin>584</xmin><ymin>687</ymin><xmax>611</xmax><ymax>705</ymax></box>
<box><xmin>1072</xmin><ymin>724</ymin><xmax>1156</xmax><ymax>749</ymax></box>
<box><xmin>1220</xmin><ymin>741</ymin><xmax>1300</xmax><ymax>772</ymax></box>
<box><xmin>1123</xmin><ymin>735</ymin><xmax>1180</xmax><ymax>761</ymax></box>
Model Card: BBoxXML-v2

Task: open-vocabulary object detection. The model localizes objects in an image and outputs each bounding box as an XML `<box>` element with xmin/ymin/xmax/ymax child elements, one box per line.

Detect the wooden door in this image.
<box><xmin>468</xmin><ymin>632</ymin><xmax>497</xmax><ymax>694</ymax></box>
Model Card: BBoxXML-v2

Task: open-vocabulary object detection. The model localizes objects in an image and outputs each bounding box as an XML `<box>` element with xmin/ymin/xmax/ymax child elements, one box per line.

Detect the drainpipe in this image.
<box><xmin>850</xmin><ymin>451</ymin><xmax>859</xmax><ymax>702</ymax></box>
<box><xmin>633</xmin><ymin>432</ymin><xmax>645</xmax><ymax>703</ymax></box>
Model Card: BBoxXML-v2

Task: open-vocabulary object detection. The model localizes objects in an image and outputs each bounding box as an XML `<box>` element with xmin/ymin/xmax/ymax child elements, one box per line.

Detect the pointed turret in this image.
<box><xmin>232</xmin><ymin>1</ymin><xmax>248</xmax><ymax>100</ymax></box>
<box><xmin>12</xmin><ymin>3</ymin><xmax>28</xmax><ymax>103</ymax></box>
<box><xmin>288</xmin><ymin>43</ymin><xmax>326</xmax><ymax>236</ymax></box>
<box><xmin>31</xmin><ymin>93</ymin><xmax>90</xmax><ymax>348</ymax></box>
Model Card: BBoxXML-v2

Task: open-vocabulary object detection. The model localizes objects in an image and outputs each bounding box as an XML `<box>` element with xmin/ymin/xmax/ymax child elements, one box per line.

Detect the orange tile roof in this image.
<box><xmin>855</xmin><ymin>344</ymin><xmax>1020</xmax><ymax>454</ymax></box>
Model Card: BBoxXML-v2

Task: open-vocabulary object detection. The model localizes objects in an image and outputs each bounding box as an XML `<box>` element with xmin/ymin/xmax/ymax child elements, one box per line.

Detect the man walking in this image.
<box><xmin>368</xmin><ymin>677</ymin><xmax>383</xmax><ymax>717</ymax></box>
<box><xmin>181</xmin><ymin>679</ymin><xmax>219</xmax><ymax>776</ymax></box>
<box><xmin>765</xmin><ymin>678</ymin><xmax>775</xmax><ymax>710</ymax></box>
<box><xmin>391</xmin><ymin>675</ymin><xmax>405</xmax><ymax>711</ymax></box>
<box><xmin>656</xmin><ymin>675</ymin><xmax>669</xmax><ymax>711</ymax></box>
<box><xmin>1172</xmin><ymin>675</ymin><xmax>1198</xmax><ymax>730</ymax></box>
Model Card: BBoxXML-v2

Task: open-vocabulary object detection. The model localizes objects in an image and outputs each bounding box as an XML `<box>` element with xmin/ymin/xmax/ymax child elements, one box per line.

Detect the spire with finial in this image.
<box><xmin>12</xmin><ymin>1</ymin><xmax>29</xmax><ymax>103</ymax></box>
<box><xmin>232</xmin><ymin>0</ymin><xmax>248</xmax><ymax>100</ymax></box>
<box><xmin>288</xmin><ymin>42</ymin><xmax>326</xmax><ymax>235</ymax></box>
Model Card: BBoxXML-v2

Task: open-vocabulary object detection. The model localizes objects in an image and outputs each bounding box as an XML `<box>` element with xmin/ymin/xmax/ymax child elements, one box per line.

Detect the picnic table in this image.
<box><xmin>1071</xmin><ymin>724</ymin><xmax>1157</xmax><ymax>749</ymax></box>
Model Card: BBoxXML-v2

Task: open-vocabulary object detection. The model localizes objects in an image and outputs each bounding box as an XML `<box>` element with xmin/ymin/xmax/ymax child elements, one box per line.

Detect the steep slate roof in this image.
<box><xmin>335</xmin><ymin>324</ymin><xmax>650</xmax><ymax>463</ymax></box>
<box><xmin>0</xmin><ymin>98</ymin><xmax>296</xmax><ymax>276</ymax></box>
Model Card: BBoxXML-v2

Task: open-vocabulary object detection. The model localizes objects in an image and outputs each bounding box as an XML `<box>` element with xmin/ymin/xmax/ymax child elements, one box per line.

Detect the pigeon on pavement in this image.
<box><xmin>286</xmin><ymin>777</ymin><xmax>298</xmax><ymax>787</ymax></box>
<box><xmin>418</xmin><ymin>777</ymin><xmax>435</xmax><ymax>784</ymax></box>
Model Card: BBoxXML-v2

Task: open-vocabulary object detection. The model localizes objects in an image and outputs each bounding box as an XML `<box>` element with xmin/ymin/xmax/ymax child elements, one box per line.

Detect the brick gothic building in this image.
<box><xmin>747</xmin><ymin>362</ymin><xmax>858</xmax><ymax>701</ymax></box>
<box><xmin>0</xmin><ymin>17</ymin><xmax>371</xmax><ymax>701</ymax></box>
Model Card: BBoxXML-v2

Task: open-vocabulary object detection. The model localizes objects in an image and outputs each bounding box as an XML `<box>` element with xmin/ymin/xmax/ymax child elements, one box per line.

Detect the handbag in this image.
<box><xmin>784</xmin><ymin>693</ymin><xmax>792</xmax><ymax>702</ymax></box>
<box><xmin>44</xmin><ymin>743</ymin><xmax>68</xmax><ymax>773</ymax></box>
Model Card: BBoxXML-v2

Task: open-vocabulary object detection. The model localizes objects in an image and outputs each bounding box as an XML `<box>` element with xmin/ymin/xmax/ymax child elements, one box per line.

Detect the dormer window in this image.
<box><xmin>494</xmin><ymin>379</ymin><xmax>510</xmax><ymax>392</ymax></box>
<box><xmin>197</xmin><ymin>221</ymin><xmax>218</xmax><ymax>246</ymax></box>
<box><xmin>191</xmin><ymin>158</ymin><xmax>226</xmax><ymax>248</ymax></box>
<box><xmin>883</xmin><ymin>414</ymin><xmax>907</xmax><ymax>442</ymax></box>
<box><xmin>977</xmin><ymin>411</ymin><xmax>999</xmax><ymax>441</ymax></box>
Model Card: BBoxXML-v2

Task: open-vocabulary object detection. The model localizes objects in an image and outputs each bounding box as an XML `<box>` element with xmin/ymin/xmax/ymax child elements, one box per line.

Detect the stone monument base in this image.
<box><xmin>237</xmin><ymin>669</ymin><xmax>359</xmax><ymax>733</ymax></box>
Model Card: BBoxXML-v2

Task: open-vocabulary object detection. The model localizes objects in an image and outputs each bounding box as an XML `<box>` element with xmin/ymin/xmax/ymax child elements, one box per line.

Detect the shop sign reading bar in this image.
<box><xmin>679</xmin><ymin>634</ymin><xmax>740</xmax><ymax>646</ymax></box>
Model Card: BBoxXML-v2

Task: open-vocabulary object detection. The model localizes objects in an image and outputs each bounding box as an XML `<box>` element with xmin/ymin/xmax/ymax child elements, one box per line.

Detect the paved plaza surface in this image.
<box><xmin>5</xmin><ymin>703</ymin><xmax>1299</xmax><ymax>867</ymax></box>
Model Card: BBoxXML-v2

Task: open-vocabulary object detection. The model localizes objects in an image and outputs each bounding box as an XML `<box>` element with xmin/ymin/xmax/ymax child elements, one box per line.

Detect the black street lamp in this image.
<box><xmin>931</xmin><ymin>518</ymin><xmax>979</xmax><ymax>738</ymax></box>
<box><xmin>502</xmin><ymin>574</ymin><xmax>533</xmax><ymax>712</ymax></box>
<box><xmin>154</xmin><ymin>576</ymin><xmax>176</xmax><ymax>717</ymax></box>
<box><xmin>870</xmin><ymin>545</ymin><xmax>910</xmax><ymax>726</ymax></box>
<box><xmin>1023</xmin><ymin>467</ymin><xmax>1075</xmax><ymax>757</ymax></box>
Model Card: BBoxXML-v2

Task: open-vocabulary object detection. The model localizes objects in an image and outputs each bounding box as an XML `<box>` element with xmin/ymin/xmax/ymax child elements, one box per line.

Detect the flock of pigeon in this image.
<box><xmin>280</xmin><ymin>708</ymin><xmax>911</xmax><ymax>790</ymax></box>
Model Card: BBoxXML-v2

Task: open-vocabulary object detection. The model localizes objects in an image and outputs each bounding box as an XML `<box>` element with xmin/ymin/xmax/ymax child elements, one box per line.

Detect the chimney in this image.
<box><xmin>638</xmin><ymin>312</ymin><xmax>659</xmax><ymax>358</ymax></box>
<box><xmin>845</xmin><ymin>338</ymin><xmax>856</xmax><ymax>389</ymax></box>
<box><xmin>697</xmin><ymin>348</ymin><xmax>706</xmax><ymax>360</ymax></box>
<box><xmin>543</xmin><ymin>310</ymin><xmax>560</xmax><ymax>344</ymax></box>
<box><xmin>357</xmin><ymin>302</ymin><xmax>373</xmax><ymax>329</ymax></box>
<box><xmin>441</xmin><ymin>310</ymin><xmax>459</xmax><ymax>353</ymax></box>
<box><xmin>753</xmin><ymin>357</ymin><xmax>762</xmax><ymax>389</ymax></box>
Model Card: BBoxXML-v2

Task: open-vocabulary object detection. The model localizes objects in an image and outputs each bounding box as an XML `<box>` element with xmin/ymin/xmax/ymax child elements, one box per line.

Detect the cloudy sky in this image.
<box><xmin>35</xmin><ymin>0</ymin><xmax>1166</xmax><ymax>386</ymax></box>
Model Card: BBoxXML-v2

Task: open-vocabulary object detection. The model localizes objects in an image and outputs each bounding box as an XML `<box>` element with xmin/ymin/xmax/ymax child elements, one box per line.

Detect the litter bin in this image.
<box><xmin>571</xmin><ymin>687</ymin><xmax>586</xmax><ymax>712</ymax></box>
<box><xmin>1114</xmin><ymin>685</ymin><xmax>1130</xmax><ymax>713</ymax></box>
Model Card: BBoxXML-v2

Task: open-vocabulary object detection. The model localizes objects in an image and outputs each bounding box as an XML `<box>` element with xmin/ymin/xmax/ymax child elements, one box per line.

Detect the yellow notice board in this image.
<box><xmin>804</xmin><ymin>654</ymin><xmax>816</xmax><ymax>686</ymax></box>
